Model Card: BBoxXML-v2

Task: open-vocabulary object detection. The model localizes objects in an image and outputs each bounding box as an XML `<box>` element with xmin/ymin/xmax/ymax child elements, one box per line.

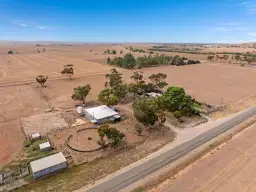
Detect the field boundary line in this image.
<box><xmin>0</xmin><ymin>71</ymin><xmax>108</xmax><ymax>88</ymax></box>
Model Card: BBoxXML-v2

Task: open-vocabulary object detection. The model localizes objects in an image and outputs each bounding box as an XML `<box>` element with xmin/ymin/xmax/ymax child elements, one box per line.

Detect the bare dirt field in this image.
<box><xmin>130</xmin><ymin>64</ymin><xmax>256</xmax><ymax>105</ymax></box>
<box><xmin>0</xmin><ymin>120</ymin><xmax>24</xmax><ymax>168</ymax></box>
<box><xmin>0</xmin><ymin>53</ymin><xmax>113</xmax><ymax>84</ymax></box>
<box><xmin>211</xmin><ymin>94</ymin><xmax>256</xmax><ymax>119</ymax></box>
<box><xmin>154</xmin><ymin>123</ymin><xmax>256</xmax><ymax>192</ymax></box>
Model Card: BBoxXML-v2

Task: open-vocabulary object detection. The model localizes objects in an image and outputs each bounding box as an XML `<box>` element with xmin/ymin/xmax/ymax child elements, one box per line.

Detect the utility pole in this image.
<box><xmin>221</xmin><ymin>98</ymin><xmax>224</xmax><ymax>106</ymax></box>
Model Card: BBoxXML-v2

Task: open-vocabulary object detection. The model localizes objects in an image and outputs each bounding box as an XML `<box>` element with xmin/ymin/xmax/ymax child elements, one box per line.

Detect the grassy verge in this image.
<box><xmin>131</xmin><ymin>187</ymin><xmax>144</xmax><ymax>192</ymax></box>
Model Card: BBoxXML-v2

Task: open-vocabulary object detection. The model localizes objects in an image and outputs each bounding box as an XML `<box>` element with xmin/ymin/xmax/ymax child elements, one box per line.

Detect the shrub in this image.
<box><xmin>8</xmin><ymin>50</ymin><xmax>14</xmax><ymax>54</ymax></box>
<box><xmin>24</xmin><ymin>140</ymin><xmax>32</xmax><ymax>148</ymax></box>
<box><xmin>173</xmin><ymin>111</ymin><xmax>182</xmax><ymax>119</ymax></box>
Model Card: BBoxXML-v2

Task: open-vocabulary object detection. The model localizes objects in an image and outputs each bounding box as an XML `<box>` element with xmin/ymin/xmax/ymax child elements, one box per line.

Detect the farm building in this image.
<box><xmin>145</xmin><ymin>92</ymin><xmax>162</xmax><ymax>98</ymax></box>
<box><xmin>85</xmin><ymin>105</ymin><xmax>121</xmax><ymax>124</ymax></box>
<box><xmin>39</xmin><ymin>142</ymin><xmax>51</xmax><ymax>152</ymax></box>
<box><xmin>31</xmin><ymin>133</ymin><xmax>41</xmax><ymax>140</ymax></box>
<box><xmin>30</xmin><ymin>152</ymin><xmax>67</xmax><ymax>179</ymax></box>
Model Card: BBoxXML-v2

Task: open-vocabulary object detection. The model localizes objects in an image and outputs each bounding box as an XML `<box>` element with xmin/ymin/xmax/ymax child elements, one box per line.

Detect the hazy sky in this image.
<box><xmin>0</xmin><ymin>0</ymin><xmax>256</xmax><ymax>43</ymax></box>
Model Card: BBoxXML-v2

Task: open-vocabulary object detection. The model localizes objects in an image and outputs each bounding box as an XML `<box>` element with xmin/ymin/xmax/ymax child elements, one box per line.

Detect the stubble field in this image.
<box><xmin>157</xmin><ymin>123</ymin><xmax>256</xmax><ymax>192</ymax></box>
<box><xmin>0</xmin><ymin>43</ymin><xmax>255</xmax><ymax>166</ymax></box>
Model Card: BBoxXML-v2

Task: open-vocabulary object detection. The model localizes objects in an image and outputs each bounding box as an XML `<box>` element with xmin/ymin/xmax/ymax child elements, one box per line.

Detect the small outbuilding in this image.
<box><xmin>145</xmin><ymin>92</ymin><xmax>162</xmax><ymax>98</ymax></box>
<box><xmin>39</xmin><ymin>142</ymin><xmax>51</xmax><ymax>152</ymax></box>
<box><xmin>85</xmin><ymin>105</ymin><xmax>120</xmax><ymax>124</ymax></box>
<box><xmin>30</xmin><ymin>152</ymin><xmax>67</xmax><ymax>179</ymax></box>
<box><xmin>31</xmin><ymin>133</ymin><xmax>41</xmax><ymax>140</ymax></box>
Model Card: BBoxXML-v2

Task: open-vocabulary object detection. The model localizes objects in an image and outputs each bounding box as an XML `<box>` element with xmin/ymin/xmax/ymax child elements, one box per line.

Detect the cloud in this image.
<box><xmin>241</xmin><ymin>1</ymin><xmax>249</xmax><ymax>5</ymax></box>
<box><xmin>214</xmin><ymin>21</ymin><xmax>247</xmax><ymax>32</ymax></box>
<box><xmin>215</xmin><ymin>27</ymin><xmax>228</xmax><ymax>32</ymax></box>
<box><xmin>19</xmin><ymin>23</ymin><xmax>27</xmax><ymax>27</ymax></box>
<box><xmin>37</xmin><ymin>25</ymin><xmax>51</xmax><ymax>30</ymax></box>
<box><xmin>218</xmin><ymin>22</ymin><xmax>240</xmax><ymax>26</ymax></box>
<box><xmin>248</xmin><ymin>32</ymin><xmax>256</xmax><ymax>36</ymax></box>
<box><xmin>241</xmin><ymin>1</ymin><xmax>256</xmax><ymax>14</ymax></box>
<box><xmin>11</xmin><ymin>20</ymin><xmax>28</xmax><ymax>27</ymax></box>
<box><xmin>215</xmin><ymin>27</ymin><xmax>247</xmax><ymax>32</ymax></box>
<box><xmin>232</xmin><ymin>27</ymin><xmax>248</xmax><ymax>31</ymax></box>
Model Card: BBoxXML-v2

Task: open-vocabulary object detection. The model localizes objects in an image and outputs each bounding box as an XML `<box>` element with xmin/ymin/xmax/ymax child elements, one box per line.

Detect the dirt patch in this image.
<box><xmin>68</xmin><ymin>128</ymin><xmax>101</xmax><ymax>152</ymax></box>
<box><xmin>48</xmin><ymin>117</ymin><xmax>147</xmax><ymax>165</ymax></box>
<box><xmin>0</xmin><ymin>120</ymin><xmax>25</xmax><ymax>168</ymax></box>
<box><xmin>21</xmin><ymin>112</ymin><xmax>68</xmax><ymax>136</ymax></box>
<box><xmin>166</xmin><ymin>113</ymin><xmax>208</xmax><ymax>128</ymax></box>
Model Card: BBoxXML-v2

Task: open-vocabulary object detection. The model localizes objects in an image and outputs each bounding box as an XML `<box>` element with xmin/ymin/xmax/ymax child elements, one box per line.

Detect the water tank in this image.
<box><xmin>77</xmin><ymin>106</ymin><xmax>83</xmax><ymax>114</ymax></box>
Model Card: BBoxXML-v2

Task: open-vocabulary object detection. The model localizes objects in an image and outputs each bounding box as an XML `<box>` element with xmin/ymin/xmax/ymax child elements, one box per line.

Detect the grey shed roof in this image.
<box><xmin>85</xmin><ymin>105</ymin><xmax>118</xmax><ymax>120</ymax></box>
<box><xmin>30</xmin><ymin>152</ymin><xmax>66</xmax><ymax>173</ymax></box>
<box><xmin>31</xmin><ymin>133</ymin><xmax>40</xmax><ymax>139</ymax></box>
<box><xmin>39</xmin><ymin>142</ymin><xmax>51</xmax><ymax>150</ymax></box>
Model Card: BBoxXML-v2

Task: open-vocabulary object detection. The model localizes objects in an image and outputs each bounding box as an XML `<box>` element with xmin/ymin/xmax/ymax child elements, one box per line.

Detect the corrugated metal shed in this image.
<box><xmin>31</xmin><ymin>133</ymin><xmax>41</xmax><ymax>140</ymax></box>
<box><xmin>85</xmin><ymin>105</ymin><xmax>118</xmax><ymax>120</ymax></box>
<box><xmin>146</xmin><ymin>92</ymin><xmax>162</xmax><ymax>98</ymax></box>
<box><xmin>30</xmin><ymin>152</ymin><xmax>66</xmax><ymax>173</ymax></box>
<box><xmin>39</xmin><ymin>142</ymin><xmax>51</xmax><ymax>151</ymax></box>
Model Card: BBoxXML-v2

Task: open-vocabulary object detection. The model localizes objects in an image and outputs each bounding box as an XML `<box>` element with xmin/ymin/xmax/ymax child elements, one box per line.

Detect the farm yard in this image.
<box><xmin>0</xmin><ymin>44</ymin><xmax>256</xmax><ymax>167</ymax></box>
<box><xmin>0</xmin><ymin>42</ymin><xmax>255</xmax><ymax>192</ymax></box>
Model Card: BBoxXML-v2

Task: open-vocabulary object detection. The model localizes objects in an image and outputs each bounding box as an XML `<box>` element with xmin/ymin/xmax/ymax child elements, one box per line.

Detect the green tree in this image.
<box><xmin>104</xmin><ymin>68</ymin><xmax>128</xmax><ymax>101</ymax></box>
<box><xmin>71</xmin><ymin>85</ymin><xmax>91</xmax><ymax>104</ymax></box>
<box><xmin>105</xmin><ymin>68</ymin><xmax>123</xmax><ymax>88</ymax></box>
<box><xmin>159</xmin><ymin>86</ymin><xmax>197</xmax><ymax>116</ymax></box>
<box><xmin>36</xmin><ymin>75</ymin><xmax>48</xmax><ymax>87</ymax></box>
<box><xmin>107</xmin><ymin>57</ymin><xmax>111</xmax><ymax>64</ymax></box>
<box><xmin>111</xmin><ymin>84</ymin><xmax>128</xmax><ymax>101</ymax></box>
<box><xmin>129</xmin><ymin>83</ymin><xmax>141</xmax><ymax>99</ymax></box>
<box><xmin>234</xmin><ymin>53</ymin><xmax>241</xmax><ymax>64</ymax></box>
<box><xmin>244</xmin><ymin>53</ymin><xmax>255</xmax><ymax>66</ymax></box>
<box><xmin>137</xmin><ymin>57</ymin><xmax>149</xmax><ymax>68</ymax></box>
<box><xmin>123</xmin><ymin>53</ymin><xmax>136</xmax><ymax>69</ymax></box>
<box><xmin>133</xmin><ymin>98</ymin><xmax>159</xmax><ymax>128</ymax></box>
<box><xmin>61</xmin><ymin>64</ymin><xmax>74</xmax><ymax>80</ymax></box>
<box><xmin>8</xmin><ymin>50</ymin><xmax>14</xmax><ymax>54</ymax></box>
<box><xmin>98</xmin><ymin>124</ymin><xmax>125</xmax><ymax>146</ymax></box>
<box><xmin>129</xmin><ymin>71</ymin><xmax>146</xmax><ymax>98</ymax></box>
<box><xmin>130</xmin><ymin>71</ymin><xmax>145</xmax><ymax>84</ymax></box>
<box><xmin>148</xmin><ymin>73</ymin><xmax>168</xmax><ymax>91</ymax></box>
<box><xmin>207</xmin><ymin>55</ymin><xmax>214</xmax><ymax>61</ymax></box>
<box><xmin>98</xmin><ymin>88</ymin><xmax>119</xmax><ymax>106</ymax></box>
<box><xmin>109</xmin><ymin>57</ymin><xmax>124</xmax><ymax>67</ymax></box>
<box><xmin>120</xmin><ymin>50</ymin><xmax>123</xmax><ymax>54</ymax></box>
<box><xmin>112</xmin><ymin>50</ymin><xmax>117</xmax><ymax>54</ymax></box>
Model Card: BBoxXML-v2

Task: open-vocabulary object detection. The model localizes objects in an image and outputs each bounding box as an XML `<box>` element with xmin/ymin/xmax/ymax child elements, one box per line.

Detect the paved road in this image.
<box><xmin>87</xmin><ymin>107</ymin><xmax>256</xmax><ymax>192</ymax></box>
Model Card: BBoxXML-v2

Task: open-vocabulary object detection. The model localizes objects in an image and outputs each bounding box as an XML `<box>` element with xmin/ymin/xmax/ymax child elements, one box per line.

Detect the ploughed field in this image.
<box><xmin>0</xmin><ymin>44</ymin><xmax>255</xmax><ymax>166</ymax></box>
<box><xmin>159</xmin><ymin>123</ymin><xmax>256</xmax><ymax>192</ymax></box>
